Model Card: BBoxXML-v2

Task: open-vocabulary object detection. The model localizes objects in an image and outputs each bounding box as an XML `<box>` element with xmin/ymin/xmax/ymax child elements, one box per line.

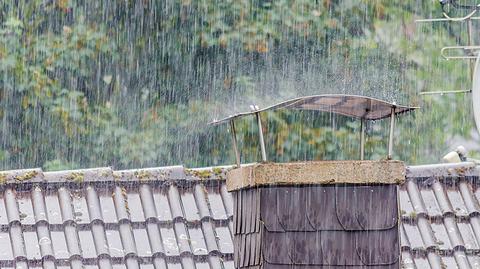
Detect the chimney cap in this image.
<box><xmin>211</xmin><ymin>94</ymin><xmax>419</xmax><ymax>165</ymax></box>
<box><xmin>209</xmin><ymin>94</ymin><xmax>418</xmax><ymax>125</ymax></box>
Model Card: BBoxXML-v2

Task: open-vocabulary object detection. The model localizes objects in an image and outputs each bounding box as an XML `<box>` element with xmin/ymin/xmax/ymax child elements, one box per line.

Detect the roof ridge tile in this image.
<box><xmin>115</xmin><ymin>165</ymin><xmax>186</xmax><ymax>182</ymax></box>
<box><xmin>44</xmin><ymin>167</ymin><xmax>113</xmax><ymax>183</ymax></box>
<box><xmin>0</xmin><ymin>168</ymin><xmax>43</xmax><ymax>184</ymax></box>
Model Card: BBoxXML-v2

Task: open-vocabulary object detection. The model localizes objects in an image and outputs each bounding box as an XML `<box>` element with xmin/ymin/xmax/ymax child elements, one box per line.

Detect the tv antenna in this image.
<box><xmin>416</xmin><ymin>0</ymin><xmax>480</xmax><ymax>134</ymax></box>
<box><xmin>417</xmin><ymin>0</ymin><xmax>480</xmax><ymax>90</ymax></box>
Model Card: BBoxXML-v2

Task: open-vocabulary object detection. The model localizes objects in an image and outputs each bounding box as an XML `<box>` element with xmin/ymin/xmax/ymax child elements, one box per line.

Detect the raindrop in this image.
<box><xmin>38</xmin><ymin>237</ymin><xmax>51</xmax><ymax>245</ymax></box>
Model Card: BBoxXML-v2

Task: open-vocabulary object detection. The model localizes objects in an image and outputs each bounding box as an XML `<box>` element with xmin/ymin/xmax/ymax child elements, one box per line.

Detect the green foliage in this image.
<box><xmin>43</xmin><ymin>159</ymin><xmax>78</xmax><ymax>171</ymax></box>
<box><xmin>0</xmin><ymin>0</ymin><xmax>475</xmax><ymax>170</ymax></box>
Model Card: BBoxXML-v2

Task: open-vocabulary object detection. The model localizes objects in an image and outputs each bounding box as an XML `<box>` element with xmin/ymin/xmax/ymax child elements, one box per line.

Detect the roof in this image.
<box><xmin>0</xmin><ymin>161</ymin><xmax>479</xmax><ymax>268</ymax></box>
<box><xmin>0</xmin><ymin>166</ymin><xmax>235</xmax><ymax>269</ymax></box>
<box><xmin>210</xmin><ymin>94</ymin><xmax>419</xmax><ymax>125</ymax></box>
<box><xmin>401</xmin><ymin>162</ymin><xmax>480</xmax><ymax>268</ymax></box>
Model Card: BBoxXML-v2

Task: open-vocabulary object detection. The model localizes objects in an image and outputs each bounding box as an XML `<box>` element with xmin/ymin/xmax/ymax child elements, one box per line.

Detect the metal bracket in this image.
<box><xmin>251</xmin><ymin>105</ymin><xmax>267</xmax><ymax>162</ymax></box>
<box><xmin>387</xmin><ymin>107</ymin><xmax>396</xmax><ymax>160</ymax></box>
<box><xmin>360</xmin><ymin>118</ymin><xmax>365</xmax><ymax>160</ymax></box>
<box><xmin>229</xmin><ymin>120</ymin><xmax>241</xmax><ymax>168</ymax></box>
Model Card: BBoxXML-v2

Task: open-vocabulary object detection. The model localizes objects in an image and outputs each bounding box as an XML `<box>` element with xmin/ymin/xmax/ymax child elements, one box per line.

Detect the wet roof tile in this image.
<box><xmin>402</xmin><ymin>162</ymin><xmax>480</xmax><ymax>268</ymax></box>
<box><xmin>0</xmin><ymin>166</ymin><xmax>234</xmax><ymax>269</ymax></box>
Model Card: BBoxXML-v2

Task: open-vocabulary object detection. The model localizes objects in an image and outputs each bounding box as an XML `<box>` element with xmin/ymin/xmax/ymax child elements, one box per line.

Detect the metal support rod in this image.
<box><xmin>255</xmin><ymin>112</ymin><xmax>267</xmax><ymax>162</ymax></box>
<box><xmin>360</xmin><ymin>118</ymin><xmax>365</xmax><ymax>160</ymax></box>
<box><xmin>388</xmin><ymin>108</ymin><xmax>396</xmax><ymax>160</ymax></box>
<box><xmin>229</xmin><ymin>120</ymin><xmax>241</xmax><ymax>168</ymax></box>
<box><xmin>467</xmin><ymin>18</ymin><xmax>474</xmax><ymax>80</ymax></box>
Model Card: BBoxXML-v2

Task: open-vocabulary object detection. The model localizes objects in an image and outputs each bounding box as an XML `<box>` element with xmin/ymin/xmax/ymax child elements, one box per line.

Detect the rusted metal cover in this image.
<box><xmin>231</xmin><ymin>162</ymin><xmax>402</xmax><ymax>269</ymax></box>
<box><xmin>210</xmin><ymin>94</ymin><xmax>418</xmax><ymax>125</ymax></box>
<box><xmin>227</xmin><ymin>160</ymin><xmax>406</xmax><ymax>191</ymax></box>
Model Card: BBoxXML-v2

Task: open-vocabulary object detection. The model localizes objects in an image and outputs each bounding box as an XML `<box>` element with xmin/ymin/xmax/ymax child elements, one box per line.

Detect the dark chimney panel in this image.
<box><xmin>233</xmin><ymin>184</ymin><xmax>400</xmax><ymax>268</ymax></box>
<box><xmin>259</xmin><ymin>188</ymin><xmax>283</xmax><ymax>232</ymax></box>
<box><xmin>355</xmin><ymin>185</ymin><xmax>398</xmax><ymax>229</ymax></box>
<box><xmin>277</xmin><ymin>187</ymin><xmax>315</xmax><ymax>231</ymax></box>
<box><xmin>306</xmin><ymin>186</ymin><xmax>343</xmax><ymax>230</ymax></box>
<box><xmin>356</xmin><ymin>229</ymin><xmax>400</xmax><ymax>265</ymax></box>
<box><xmin>257</xmin><ymin>185</ymin><xmax>399</xmax><ymax>232</ymax></box>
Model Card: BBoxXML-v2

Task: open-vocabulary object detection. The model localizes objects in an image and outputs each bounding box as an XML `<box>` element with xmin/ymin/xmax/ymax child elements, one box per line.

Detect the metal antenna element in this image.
<box><xmin>417</xmin><ymin>0</ymin><xmax>480</xmax><ymax>22</ymax></box>
<box><xmin>439</xmin><ymin>19</ymin><xmax>477</xmax><ymax>79</ymax></box>
<box><xmin>441</xmin><ymin>46</ymin><xmax>480</xmax><ymax>60</ymax></box>
<box><xmin>415</xmin><ymin>16</ymin><xmax>480</xmax><ymax>22</ymax></box>
<box><xmin>419</xmin><ymin>89</ymin><xmax>472</xmax><ymax>95</ymax></box>
<box><xmin>388</xmin><ymin>107</ymin><xmax>396</xmax><ymax>160</ymax></box>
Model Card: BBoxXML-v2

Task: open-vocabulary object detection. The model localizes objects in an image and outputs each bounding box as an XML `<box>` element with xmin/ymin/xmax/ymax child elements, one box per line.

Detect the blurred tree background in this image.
<box><xmin>0</xmin><ymin>0</ymin><xmax>477</xmax><ymax>170</ymax></box>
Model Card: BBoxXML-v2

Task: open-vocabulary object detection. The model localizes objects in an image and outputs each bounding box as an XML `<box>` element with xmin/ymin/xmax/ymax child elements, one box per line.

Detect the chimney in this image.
<box><xmin>210</xmin><ymin>94</ymin><xmax>417</xmax><ymax>269</ymax></box>
<box><xmin>227</xmin><ymin>160</ymin><xmax>405</xmax><ymax>268</ymax></box>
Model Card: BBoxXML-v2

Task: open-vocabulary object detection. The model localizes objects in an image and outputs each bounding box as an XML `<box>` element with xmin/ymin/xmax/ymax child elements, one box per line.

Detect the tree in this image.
<box><xmin>0</xmin><ymin>0</ymin><xmax>474</xmax><ymax>170</ymax></box>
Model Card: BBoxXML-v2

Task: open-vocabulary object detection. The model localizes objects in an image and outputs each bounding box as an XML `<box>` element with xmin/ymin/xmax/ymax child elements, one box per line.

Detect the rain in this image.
<box><xmin>0</xmin><ymin>1</ymin><xmax>477</xmax><ymax>170</ymax></box>
<box><xmin>0</xmin><ymin>2</ymin><xmax>479</xmax><ymax>269</ymax></box>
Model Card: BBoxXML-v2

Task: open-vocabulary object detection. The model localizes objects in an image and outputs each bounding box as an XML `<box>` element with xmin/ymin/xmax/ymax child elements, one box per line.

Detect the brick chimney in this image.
<box><xmin>227</xmin><ymin>160</ymin><xmax>405</xmax><ymax>269</ymax></box>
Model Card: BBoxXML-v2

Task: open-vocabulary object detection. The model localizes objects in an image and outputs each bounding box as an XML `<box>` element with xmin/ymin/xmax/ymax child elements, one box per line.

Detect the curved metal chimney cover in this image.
<box><xmin>210</xmin><ymin>94</ymin><xmax>419</xmax><ymax>125</ymax></box>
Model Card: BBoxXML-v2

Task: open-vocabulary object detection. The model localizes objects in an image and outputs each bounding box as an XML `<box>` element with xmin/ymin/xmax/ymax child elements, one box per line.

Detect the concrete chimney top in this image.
<box><xmin>226</xmin><ymin>160</ymin><xmax>405</xmax><ymax>191</ymax></box>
